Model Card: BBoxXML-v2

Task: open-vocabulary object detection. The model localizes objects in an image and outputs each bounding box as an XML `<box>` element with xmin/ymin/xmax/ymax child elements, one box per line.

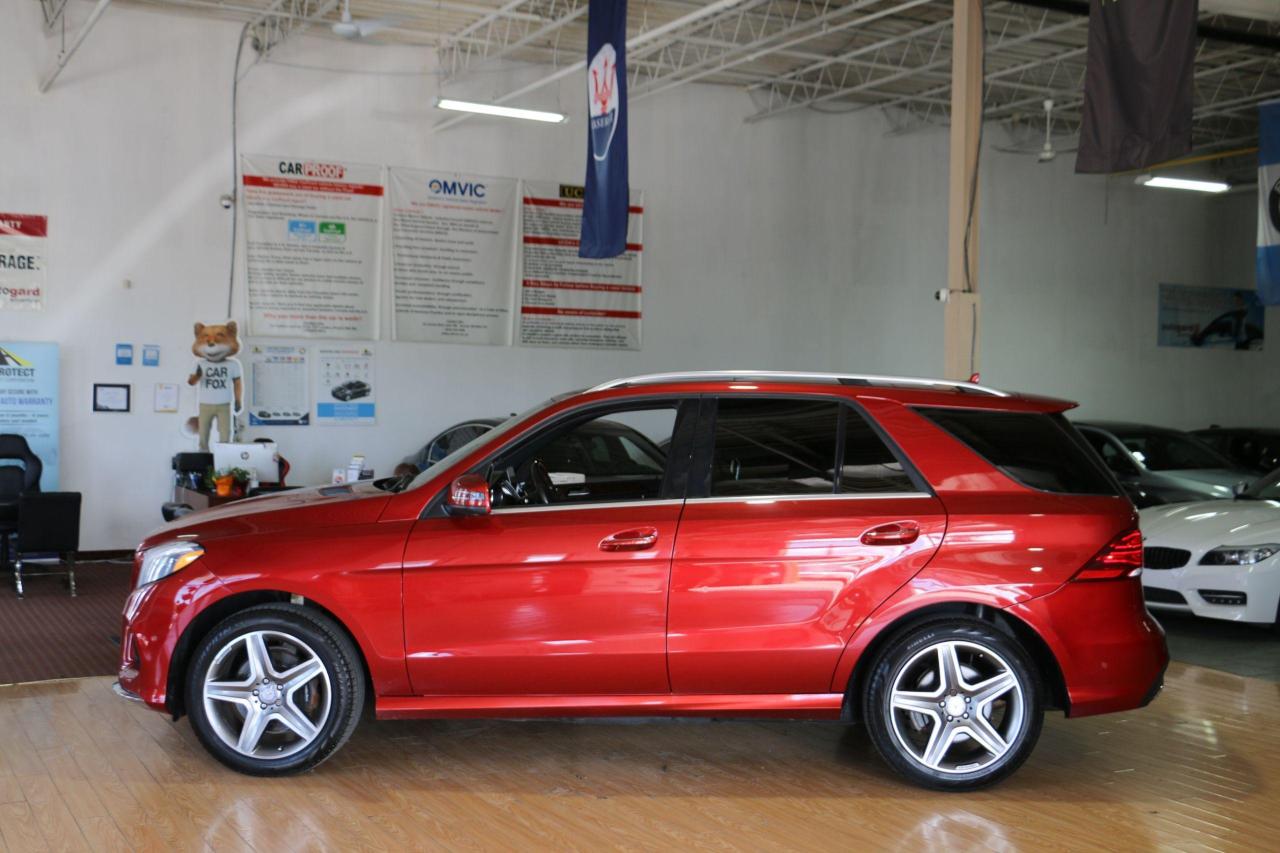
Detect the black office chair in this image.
<box><xmin>0</xmin><ymin>434</ymin><xmax>42</xmax><ymax>573</ymax></box>
<box><xmin>14</xmin><ymin>492</ymin><xmax>81</xmax><ymax>598</ymax></box>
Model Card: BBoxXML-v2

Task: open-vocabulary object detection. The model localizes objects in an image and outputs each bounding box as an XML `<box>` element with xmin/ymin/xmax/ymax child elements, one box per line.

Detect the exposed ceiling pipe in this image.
<box><xmin>432</xmin><ymin>0</ymin><xmax>752</xmax><ymax>133</ymax></box>
<box><xmin>39</xmin><ymin>0</ymin><xmax>113</xmax><ymax>92</ymax></box>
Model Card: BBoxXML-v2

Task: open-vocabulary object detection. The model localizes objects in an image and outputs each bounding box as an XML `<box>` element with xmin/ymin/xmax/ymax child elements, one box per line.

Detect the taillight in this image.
<box><xmin>1073</xmin><ymin>527</ymin><xmax>1143</xmax><ymax>581</ymax></box>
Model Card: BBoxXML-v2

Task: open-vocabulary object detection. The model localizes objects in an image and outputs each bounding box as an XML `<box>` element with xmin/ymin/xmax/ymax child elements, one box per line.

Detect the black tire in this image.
<box><xmin>185</xmin><ymin>604</ymin><xmax>365</xmax><ymax>776</ymax></box>
<box><xmin>861</xmin><ymin>619</ymin><xmax>1044</xmax><ymax>791</ymax></box>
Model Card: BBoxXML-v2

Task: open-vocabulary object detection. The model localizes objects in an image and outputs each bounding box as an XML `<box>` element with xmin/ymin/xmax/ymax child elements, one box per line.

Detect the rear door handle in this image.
<box><xmin>861</xmin><ymin>521</ymin><xmax>921</xmax><ymax>546</ymax></box>
<box><xmin>599</xmin><ymin>527</ymin><xmax>659</xmax><ymax>552</ymax></box>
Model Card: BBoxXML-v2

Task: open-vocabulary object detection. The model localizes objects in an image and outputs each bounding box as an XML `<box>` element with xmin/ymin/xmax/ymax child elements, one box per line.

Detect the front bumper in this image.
<box><xmin>1142</xmin><ymin>559</ymin><xmax>1280</xmax><ymax>624</ymax></box>
<box><xmin>1007</xmin><ymin>577</ymin><xmax>1169</xmax><ymax>718</ymax></box>
<box><xmin>111</xmin><ymin>680</ymin><xmax>143</xmax><ymax>703</ymax></box>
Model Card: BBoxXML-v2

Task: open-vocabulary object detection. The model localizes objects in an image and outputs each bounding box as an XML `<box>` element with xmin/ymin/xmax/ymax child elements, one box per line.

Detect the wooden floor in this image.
<box><xmin>1</xmin><ymin>662</ymin><xmax>1277</xmax><ymax>852</ymax></box>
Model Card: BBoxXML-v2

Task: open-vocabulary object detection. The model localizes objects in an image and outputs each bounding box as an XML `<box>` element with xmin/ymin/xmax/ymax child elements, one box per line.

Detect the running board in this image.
<box><xmin>376</xmin><ymin>692</ymin><xmax>845</xmax><ymax>720</ymax></box>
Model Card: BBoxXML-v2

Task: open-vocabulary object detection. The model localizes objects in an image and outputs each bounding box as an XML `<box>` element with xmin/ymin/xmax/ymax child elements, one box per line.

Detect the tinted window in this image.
<box><xmin>1109</xmin><ymin>428</ymin><xmax>1234</xmax><ymax>472</ymax></box>
<box><xmin>841</xmin><ymin>409</ymin><xmax>916</xmax><ymax>494</ymax></box>
<box><xmin>493</xmin><ymin>407</ymin><xmax>676</xmax><ymax>507</ymax></box>
<box><xmin>711</xmin><ymin>399</ymin><xmax>839</xmax><ymax>496</ymax></box>
<box><xmin>919</xmin><ymin>409</ymin><xmax>1118</xmax><ymax>495</ymax></box>
<box><xmin>1080</xmin><ymin>429</ymin><xmax>1138</xmax><ymax>476</ymax></box>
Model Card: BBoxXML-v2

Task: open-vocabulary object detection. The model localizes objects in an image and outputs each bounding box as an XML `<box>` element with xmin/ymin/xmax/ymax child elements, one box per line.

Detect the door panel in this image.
<box><xmin>668</xmin><ymin>495</ymin><xmax>946</xmax><ymax>694</ymax></box>
<box><xmin>403</xmin><ymin>502</ymin><xmax>680</xmax><ymax>695</ymax></box>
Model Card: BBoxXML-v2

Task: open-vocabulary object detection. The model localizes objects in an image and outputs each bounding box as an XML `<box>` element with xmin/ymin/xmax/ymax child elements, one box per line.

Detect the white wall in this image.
<box><xmin>0</xmin><ymin>2</ymin><xmax>1267</xmax><ymax>548</ymax></box>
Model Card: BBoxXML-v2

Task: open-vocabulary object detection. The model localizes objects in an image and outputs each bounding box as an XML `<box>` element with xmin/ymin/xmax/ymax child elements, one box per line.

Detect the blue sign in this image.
<box><xmin>115</xmin><ymin>343</ymin><xmax>134</xmax><ymax>365</ymax></box>
<box><xmin>1258</xmin><ymin>100</ymin><xmax>1280</xmax><ymax>305</ymax></box>
<box><xmin>142</xmin><ymin>344</ymin><xmax>160</xmax><ymax>367</ymax></box>
<box><xmin>0</xmin><ymin>342</ymin><xmax>59</xmax><ymax>489</ymax></box>
<box><xmin>580</xmin><ymin>0</ymin><xmax>629</xmax><ymax>259</ymax></box>
<box><xmin>288</xmin><ymin>219</ymin><xmax>317</xmax><ymax>241</ymax></box>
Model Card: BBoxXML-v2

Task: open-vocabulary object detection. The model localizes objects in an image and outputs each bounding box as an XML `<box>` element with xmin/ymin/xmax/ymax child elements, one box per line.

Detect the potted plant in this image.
<box><xmin>211</xmin><ymin>467</ymin><xmax>252</xmax><ymax>498</ymax></box>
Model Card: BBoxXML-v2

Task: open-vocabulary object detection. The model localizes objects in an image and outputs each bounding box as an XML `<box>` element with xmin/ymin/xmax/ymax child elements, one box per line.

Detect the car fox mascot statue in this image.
<box><xmin>186</xmin><ymin>320</ymin><xmax>244</xmax><ymax>451</ymax></box>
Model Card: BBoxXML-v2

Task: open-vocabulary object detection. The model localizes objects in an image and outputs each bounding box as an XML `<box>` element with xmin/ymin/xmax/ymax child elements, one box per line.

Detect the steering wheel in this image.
<box><xmin>494</xmin><ymin>465</ymin><xmax>525</xmax><ymax>505</ymax></box>
<box><xmin>527</xmin><ymin>459</ymin><xmax>555</xmax><ymax>506</ymax></box>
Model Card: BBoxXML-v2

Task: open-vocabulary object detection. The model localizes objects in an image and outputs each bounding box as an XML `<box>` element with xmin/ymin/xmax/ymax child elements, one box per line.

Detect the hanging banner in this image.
<box><xmin>316</xmin><ymin>345</ymin><xmax>376</xmax><ymax>425</ymax></box>
<box><xmin>0</xmin><ymin>214</ymin><xmax>47</xmax><ymax>311</ymax></box>
<box><xmin>389</xmin><ymin>168</ymin><xmax>517</xmax><ymax>345</ymax></box>
<box><xmin>0</xmin><ymin>342</ymin><xmax>59</xmax><ymax>489</ymax></box>
<box><xmin>242</xmin><ymin>155</ymin><xmax>383</xmax><ymax>339</ymax></box>
<box><xmin>247</xmin><ymin>343</ymin><xmax>310</xmax><ymax>426</ymax></box>
<box><xmin>520</xmin><ymin>182</ymin><xmax>642</xmax><ymax>350</ymax></box>
<box><xmin>580</xmin><ymin>0</ymin><xmax>629</xmax><ymax>258</ymax></box>
<box><xmin>1075</xmin><ymin>0</ymin><xmax>1196</xmax><ymax>173</ymax></box>
<box><xmin>1158</xmin><ymin>283</ymin><xmax>1263</xmax><ymax>351</ymax></box>
<box><xmin>1258</xmin><ymin>100</ymin><xmax>1280</xmax><ymax>305</ymax></box>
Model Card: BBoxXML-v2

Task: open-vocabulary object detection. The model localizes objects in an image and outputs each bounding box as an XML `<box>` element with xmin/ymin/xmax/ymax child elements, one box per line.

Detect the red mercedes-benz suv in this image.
<box><xmin>116</xmin><ymin>372</ymin><xmax>1167</xmax><ymax>789</ymax></box>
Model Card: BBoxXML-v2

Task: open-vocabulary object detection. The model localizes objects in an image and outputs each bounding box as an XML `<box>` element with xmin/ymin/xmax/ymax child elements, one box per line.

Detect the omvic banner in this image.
<box><xmin>0</xmin><ymin>213</ymin><xmax>47</xmax><ymax>311</ymax></box>
<box><xmin>242</xmin><ymin>155</ymin><xmax>384</xmax><ymax>339</ymax></box>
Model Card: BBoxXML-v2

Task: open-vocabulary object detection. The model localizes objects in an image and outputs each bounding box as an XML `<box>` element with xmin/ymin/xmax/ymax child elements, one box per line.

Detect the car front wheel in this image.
<box><xmin>863</xmin><ymin>619</ymin><xmax>1043</xmax><ymax>790</ymax></box>
<box><xmin>186</xmin><ymin>604</ymin><xmax>364</xmax><ymax>775</ymax></box>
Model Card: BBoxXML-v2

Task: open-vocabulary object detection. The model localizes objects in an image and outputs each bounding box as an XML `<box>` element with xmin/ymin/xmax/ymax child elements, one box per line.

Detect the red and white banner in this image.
<box><xmin>242</xmin><ymin>155</ymin><xmax>384</xmax><ymax>339</ymax></box>
<box><xmin>0</xmin><ymin>213</ymin><xmax>48</xmax><ymax>311</ymax></box>
<box><xmin>519</xmin><ymin>182</ymin><xmax>642</xmax><ymax>350</ymax></box>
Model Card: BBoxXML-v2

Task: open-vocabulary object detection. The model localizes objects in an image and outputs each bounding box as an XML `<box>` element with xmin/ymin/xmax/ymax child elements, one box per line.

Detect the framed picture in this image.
<box><xmin>93</xmin><ymin>383</ymin><xmax>131</xmax><ymax>413</ymax></box>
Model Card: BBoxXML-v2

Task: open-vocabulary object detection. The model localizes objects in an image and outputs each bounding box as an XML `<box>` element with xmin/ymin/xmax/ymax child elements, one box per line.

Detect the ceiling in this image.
<box><xmin>60</xmin><ymin>0</ymin><xmax>1280</xmax><ymax>160</ymax></box>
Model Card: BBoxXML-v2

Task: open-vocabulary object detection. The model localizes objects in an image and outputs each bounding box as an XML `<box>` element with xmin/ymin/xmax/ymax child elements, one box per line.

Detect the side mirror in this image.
<box><xmin>1233</xmin><ymin>481</ymin><xmax>1250</xmax><ymax>499</ymax></box>
<box><xmin>445</xmin><ymin>474</ymin><xmax>491</xmax><ymax>516</ymax></box>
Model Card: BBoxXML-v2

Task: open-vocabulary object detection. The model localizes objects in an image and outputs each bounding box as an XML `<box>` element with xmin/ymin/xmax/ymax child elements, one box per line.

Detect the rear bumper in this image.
<box><xmin>1007</xmin><ymin>578</ymin><xmax>1169</xmax><ymax>718</ymax></box>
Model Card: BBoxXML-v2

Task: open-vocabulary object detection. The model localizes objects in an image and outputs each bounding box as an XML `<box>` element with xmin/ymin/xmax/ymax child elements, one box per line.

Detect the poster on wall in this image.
<box><xmin>519</xmin><ymin>182</ymin><xmax>643</xmax><ymax>350</ymax></box>
<box><xmin>0</xmin><ymin>213</ymin><xmax>47</xmax><ymax>311</ymax></box>
<box><xmin>0</xmin><ymin>342</ymin><xmax>58</xmax><ymax>488</ymax></box>
<box><xmin>389</xmin><ymin>168</ymin><xmax>518</xmax><ymax>345</ymax></box>
<box><xmin>241</xmin><ymin>155</ymin><xmax>383</xmax><ymax>340</ymax></box>
<box><xmin>247</xmin><ymin>343</ymin><xmax>310</xmax><ymax>426</ymax></box>
<box><xmin>1157</xmin><ymin>283</ymin><xmax>1264</xmax><ymax>350</ymax></box>
<box><xmin>315</xmin><ymin>345</ymin><xmax>375</xmax><ymax>425</ymax></box>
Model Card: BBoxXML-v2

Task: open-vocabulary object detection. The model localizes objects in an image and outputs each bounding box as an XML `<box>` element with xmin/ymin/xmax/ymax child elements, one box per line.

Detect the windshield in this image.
<box><xmin>1110</xmin><ymin>428</ymin><xmax>1235</xmax><ymax>472</ymax></box>
<box><xmin>397</xmin><ymin>393</ymin><xmax>575</xmax><ymax>492</ymax></box>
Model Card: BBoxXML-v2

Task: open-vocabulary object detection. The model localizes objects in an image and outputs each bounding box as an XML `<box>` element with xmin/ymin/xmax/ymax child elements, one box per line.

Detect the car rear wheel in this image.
<box><xmin>186</xmin><ymin>604</ymin><xmax>364</xmax><ymax>775</ymax></box>
<box><xmin>863</xmin><ymin>619</ymin><xmax>1043</xmax><ymax>790</ymax></box>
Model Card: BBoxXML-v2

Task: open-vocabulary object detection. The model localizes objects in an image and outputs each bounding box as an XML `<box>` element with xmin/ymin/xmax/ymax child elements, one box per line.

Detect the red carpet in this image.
<box><xmin>0</xmin><ymin>561</ymin><xmax>130</xmax><ymax>684</ymax></box>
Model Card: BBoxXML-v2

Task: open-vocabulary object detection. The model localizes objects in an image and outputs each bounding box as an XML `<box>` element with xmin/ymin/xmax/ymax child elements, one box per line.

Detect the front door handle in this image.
<box><xmin>599</xmin><ymin>527</ymin><xmax>659</xmax><ymax>552</ymax></box>
<box><xmin>861</xmin><ymin>521</ymin><xmax>921</xmax><ymax>546</ymax></box>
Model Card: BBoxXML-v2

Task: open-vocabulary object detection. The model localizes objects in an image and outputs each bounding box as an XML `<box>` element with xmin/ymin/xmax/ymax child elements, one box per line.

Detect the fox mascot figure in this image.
<box><xmin>187</xmin><ymin>321</ymin><xmax>243</xmax><ymax>451</ymax></box>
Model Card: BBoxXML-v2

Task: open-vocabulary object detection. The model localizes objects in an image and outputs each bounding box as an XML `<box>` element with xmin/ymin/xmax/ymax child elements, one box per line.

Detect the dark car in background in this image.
<box><xmin>1192</xmin><ymin>427</ymin><xmax>1280</xmax><ymax>475</ymax></box>
<box><xmin>402</xmin><ymin>419</ymin><xmax>505</xmax><ymax>473</ymax></box>
<box><xmin>1076</xmin><ymin>421</ymin><xmax>1255</xmax><ymax>508</ymax></box>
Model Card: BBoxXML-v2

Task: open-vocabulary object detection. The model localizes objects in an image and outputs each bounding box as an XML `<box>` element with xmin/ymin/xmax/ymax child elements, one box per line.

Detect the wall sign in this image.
<box><xmin>247</xmin><ymin>343</ymin><xmax>310</xmax><ymax>426</ymax></box>
<box><xmin>389</xmin><ymin>168</ymin><xmax>518</xmax><ymax>345</ymax></box>
<box><xmin>315</xmin><ymin>345</ymin><xmax>375</xmax><ymax>425</ymax></box>
<box><xmin>93</xmin><ymin>383</ymin><xmax>131</xmax><ymax>413</ymax></box>
<box><xmin>0</xmin><ymin>213</ymin><xmax>47</xmax><ymax>311</ymax></box>
<box><xmin>0</xmin><ymin>342</ymin><xmax>58</xmax><ymax>488</ymax></box>
<box><xmin>142</xmin><ymin>345</ymin><xmax>161</xmax><ymax>367</ymax></box>
<box><xmin>115</xmin><ymin>343</ymin><xmax>134</xmax><ymax>365</ymax></box>
<box><xmin>241</xmin><ymin>155</ymin><xmax>384</xmax><ymax>340</ymax></box>
<box><xmin>520</xmin><ymin>182</ymin><xmax>643</xmax><ymax>350</ymax></box>
<box><xmin>1157</xmin><ymin>283</ymin><xmax>1264</xmax><ymax>350</ymax></box>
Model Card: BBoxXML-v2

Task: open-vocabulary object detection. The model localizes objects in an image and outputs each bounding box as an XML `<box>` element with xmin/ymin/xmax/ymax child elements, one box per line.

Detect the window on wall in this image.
<box><xmin>710</xmin><ymin>399</ymin><xmax>840</xmax><ymax>497</ymax></box>
<box><xmin>840</xmin><ymin>409</ymin><xmax>916</xmax><ymax>494</ymax></box>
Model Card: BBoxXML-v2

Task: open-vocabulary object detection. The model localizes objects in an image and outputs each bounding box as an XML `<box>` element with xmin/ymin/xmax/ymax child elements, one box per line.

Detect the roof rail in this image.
<box><xmin>588</xmin><ymin>370</ymin><xmax>1009</xmax><ymax>397</ymax></box>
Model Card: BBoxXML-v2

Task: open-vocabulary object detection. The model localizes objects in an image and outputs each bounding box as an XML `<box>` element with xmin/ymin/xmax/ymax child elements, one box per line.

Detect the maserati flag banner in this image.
<box><xmin>1075</xmin><ymin>0</ymin><xmax>1197</xmax><ymax>174</ymax></box>
<box><xmin>1258</xmin><ymin>100</ymin><xmax>1280</xmax><ymax>305</ymax></box>
<box><xmin>580</xmin><ymin>0</ymin><xmax>629</xmax><ymax>259</ymax></box>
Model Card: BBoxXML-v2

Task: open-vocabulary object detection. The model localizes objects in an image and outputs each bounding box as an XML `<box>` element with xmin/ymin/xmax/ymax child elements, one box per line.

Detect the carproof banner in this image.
<box><xmin>242</xmin><ymin>155</ymin><xmax>384</xmax><ymax>339</ymax></box>
<box><xmin>520</xmin><ymin>182</ymin><xmax>643</xmax><ymax>350</ymax></box>
<box><xmin>0</xmin><ymin>342</ymin><xmax>58</xmax><ymax>488</ymax></box>
<box><xmin>1257</xmin><ymin>99</ymin><xmax>1280</xmax><ymax>305</ymax></box>
<box><xmin>0</xmin><ymin>213</ymin><xmax>47</xmax><ymax>311</ymax></box>
<box><xmin>389</xmin><ymin>168</ymin><xmax>518</xmax><ymax>345</ymax></box>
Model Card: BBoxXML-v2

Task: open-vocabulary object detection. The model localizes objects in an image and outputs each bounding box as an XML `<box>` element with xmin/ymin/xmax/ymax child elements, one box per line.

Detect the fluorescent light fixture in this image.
<box><xmin>435</xmin><ymin>98</ymin><xmax>566</xmax><ymax>124</ymax></box>
<box><xmin>1134</xmin><ymin>174</ymin><xmax>1230</xmax><ymax>193</ymax></box>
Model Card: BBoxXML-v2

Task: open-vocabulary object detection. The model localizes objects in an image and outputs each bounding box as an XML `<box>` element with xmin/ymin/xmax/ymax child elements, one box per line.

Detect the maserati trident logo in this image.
<box><xmin>588</xmin><ymin>43</ymin><xmax>619</xmax><ymax>162</ymax></box>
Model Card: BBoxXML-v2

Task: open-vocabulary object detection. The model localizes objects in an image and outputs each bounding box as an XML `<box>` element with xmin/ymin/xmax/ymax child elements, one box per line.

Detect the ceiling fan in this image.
<box><xmin>995</xmin><ymin>98</ymin><xmax>1077</xmax><ymax>162</ymax></box>
<box><xmin>331</xmin><ymin>0</ymin><xmax>399</xmax><ymax>40</ymax></box>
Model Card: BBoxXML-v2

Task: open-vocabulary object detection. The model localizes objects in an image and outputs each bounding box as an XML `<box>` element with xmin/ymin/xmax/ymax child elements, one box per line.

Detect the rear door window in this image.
<box><xmin>711</xmin><ymin>399</ymin><xmax>839</xmax><ymax>496</ymax></box>
<box><xmin>918</xmin><ymin>408</ymin><xmax>1118</xmax><ymax>495</ymax></box>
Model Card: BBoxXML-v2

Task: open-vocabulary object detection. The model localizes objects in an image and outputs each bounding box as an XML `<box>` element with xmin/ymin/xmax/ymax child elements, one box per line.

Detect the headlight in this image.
<box><xmin>136</xmin><ymin>541</ymin><xmax>204</xmax><ymax>588</ymax></box>
<box><xmin>1199</xmin><ymin>544</ymin><xmax>1280</xmax><ymax>566</ymax></box>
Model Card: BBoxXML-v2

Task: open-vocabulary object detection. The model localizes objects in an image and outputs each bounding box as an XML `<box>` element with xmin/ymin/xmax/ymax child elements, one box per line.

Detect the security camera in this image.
<box><xmin>934</xmin><ymin>288</ymin><xmax>950</xmax><ymax>303</ymax></box>
<box><xmin>219</xmin><ymin>193</ymin><xmax>235</xmax><ymax>209</ymax></box>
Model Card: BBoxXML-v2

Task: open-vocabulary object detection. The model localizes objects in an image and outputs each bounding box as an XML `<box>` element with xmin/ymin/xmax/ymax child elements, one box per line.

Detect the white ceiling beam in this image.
<box><xmin>40</xmin><ymin>0</ymin><xmax>113</xmax><ymax>92</ymax></box>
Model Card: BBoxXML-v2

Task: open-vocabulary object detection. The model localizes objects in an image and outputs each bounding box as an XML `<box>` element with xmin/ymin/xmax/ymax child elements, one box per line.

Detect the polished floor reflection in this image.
<box><xmin>1</xmin><ymin>662</ymin><xmax>1277</xmax><ymax>851</ymax></box>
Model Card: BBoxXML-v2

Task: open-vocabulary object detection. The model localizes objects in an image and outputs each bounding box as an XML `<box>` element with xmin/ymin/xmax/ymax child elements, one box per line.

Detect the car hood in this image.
<box><xmin>140</xmin><ymin>482</ymin><xmax>394</xmax><ymax>549</ymax></box>
<box><xmin>1140</xmin><ymin>499</ymin><xmax>1280</xmax><ymax>548</ymax></box>
<box><xmin>1154</xmin><ymin>469</ymin><xmax>1253</xmax><ymax>496</ymax></box>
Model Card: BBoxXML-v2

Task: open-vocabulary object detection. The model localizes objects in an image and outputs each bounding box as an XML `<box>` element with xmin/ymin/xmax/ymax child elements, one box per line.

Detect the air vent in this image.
<box><xmin>1143</xmin><ymin>587</ymin><xmax>1188</xmax><ymax>605</ymax></box>
<box><xmin>1143</xmin><ymin>547</ymin><xmax>1191</xmax><ymax>570</ymax></box>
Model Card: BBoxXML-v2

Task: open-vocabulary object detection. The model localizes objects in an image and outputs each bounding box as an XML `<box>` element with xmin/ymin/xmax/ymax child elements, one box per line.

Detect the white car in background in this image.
<box><xmin>1140</xmin><ymin>470</ymin><xmax>1280</xmax><ymax>626</ymax></box>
